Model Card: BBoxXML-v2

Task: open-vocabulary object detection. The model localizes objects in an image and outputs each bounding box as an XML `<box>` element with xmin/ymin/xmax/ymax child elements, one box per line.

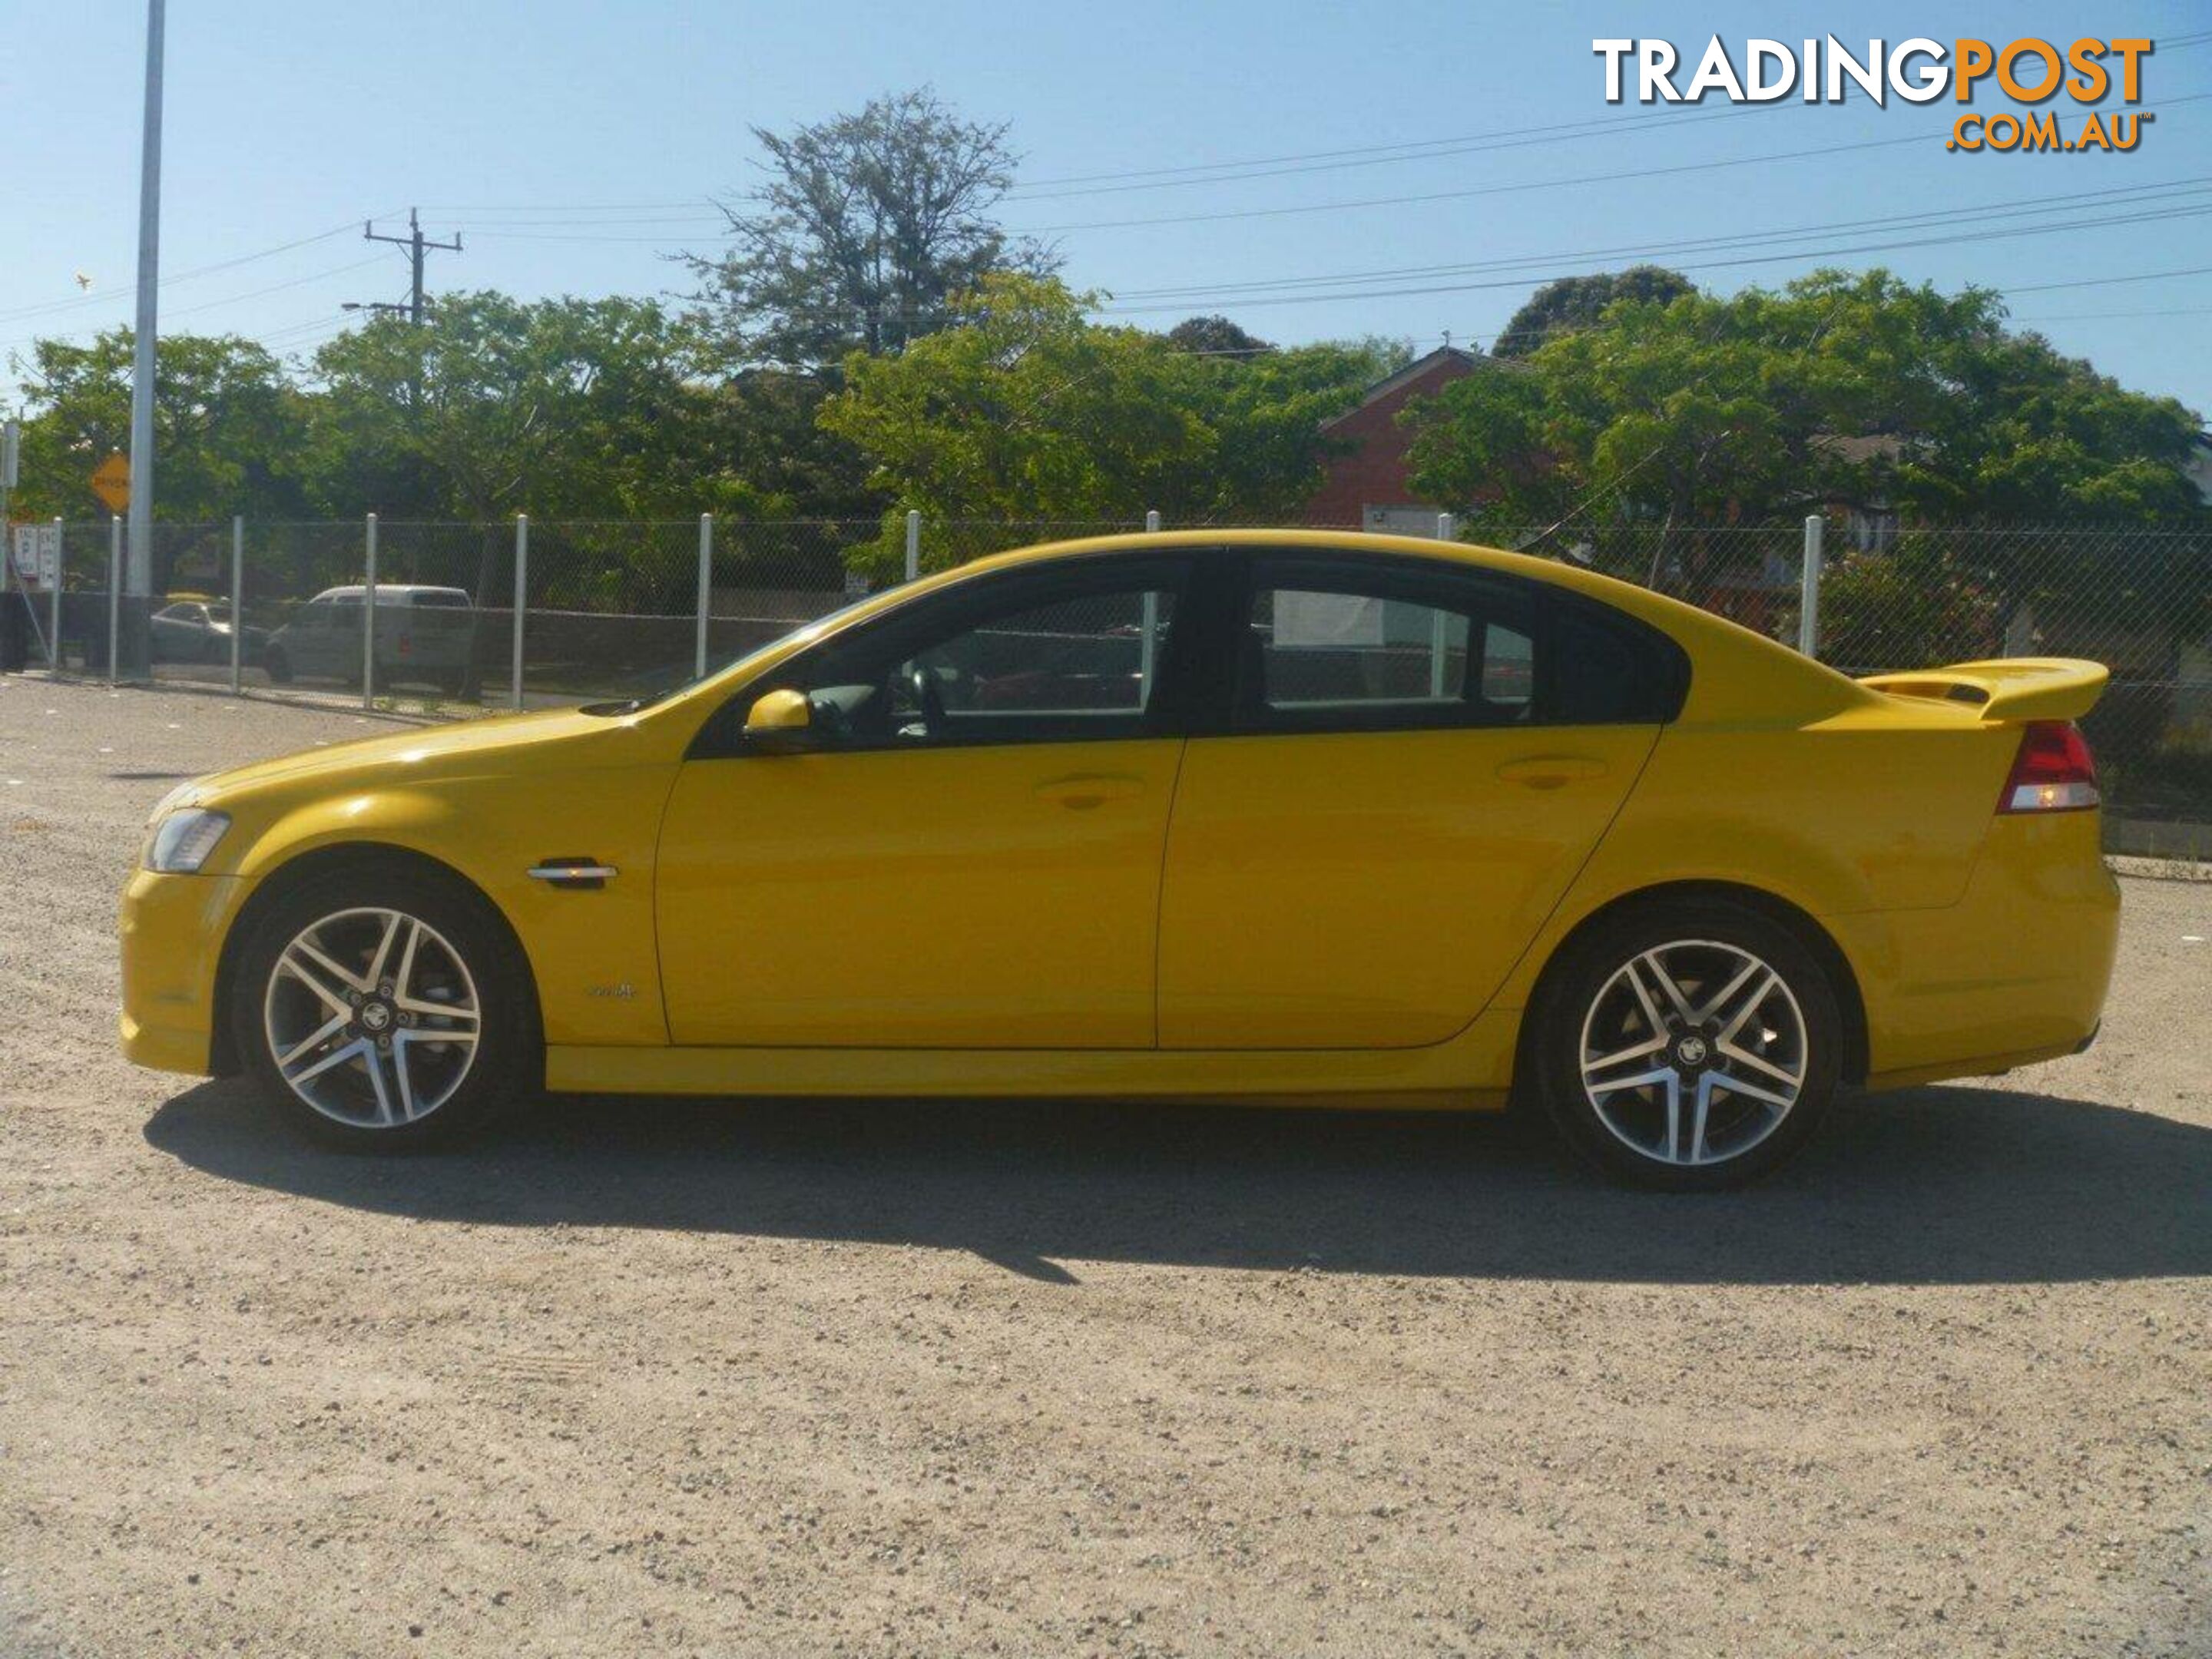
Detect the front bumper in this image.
<box><xmin>118</xmin><ymin>869</ymin><xmax>251</xmax><ymax>1075</ymax></box>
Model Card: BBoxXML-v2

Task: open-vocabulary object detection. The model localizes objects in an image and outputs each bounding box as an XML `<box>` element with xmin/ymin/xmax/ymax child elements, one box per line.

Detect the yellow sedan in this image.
<box><xmin>119</xmin><ymin>531</ymin><xmax>2119</xmax><ymax>1187</ymax></box>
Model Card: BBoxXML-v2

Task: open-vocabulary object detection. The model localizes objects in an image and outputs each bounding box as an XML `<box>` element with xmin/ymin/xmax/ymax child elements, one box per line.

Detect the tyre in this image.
<box><xmin>1532</xmin><ymin>899</ymin><xmax>1842</xmax><ymax>1190</ymax></box>
<box><xmin>263</xmin><ymin>647</ymin><xmax>292</xmax><ymax>684</ymax></box>
<box><xmin>230</xmin><ymin>860</ymin><xmax>539</xmax><ymax>1149</ymax></box>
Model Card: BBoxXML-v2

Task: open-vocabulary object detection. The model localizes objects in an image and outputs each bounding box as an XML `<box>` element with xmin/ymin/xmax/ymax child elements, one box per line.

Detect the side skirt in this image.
<box><xmin>546</xmin><ymin>1012</ymin><xmax>1520</xmax><ymax>1105</ymax></box>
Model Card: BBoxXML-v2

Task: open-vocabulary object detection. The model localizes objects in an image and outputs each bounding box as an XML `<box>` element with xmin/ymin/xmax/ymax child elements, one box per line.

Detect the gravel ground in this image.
<box><xmin>3</xmin><ymin>675</ymin><xmax>2208</xmax><ymax>1659</ymax></box>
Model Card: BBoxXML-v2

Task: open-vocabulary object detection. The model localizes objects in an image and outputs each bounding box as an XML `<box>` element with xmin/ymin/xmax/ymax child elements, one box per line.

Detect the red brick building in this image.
<box><xmin>1303</xmin><ymin>346</ymin><xmax>1480</xmax><ymax>529</ymax></box>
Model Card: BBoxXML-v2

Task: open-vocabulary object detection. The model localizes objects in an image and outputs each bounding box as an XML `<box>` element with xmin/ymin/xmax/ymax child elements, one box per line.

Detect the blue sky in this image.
<box><xmin>2</xmin><ymin>2</ymin><xmax>2207</xmax><ymax>417</ymax></box>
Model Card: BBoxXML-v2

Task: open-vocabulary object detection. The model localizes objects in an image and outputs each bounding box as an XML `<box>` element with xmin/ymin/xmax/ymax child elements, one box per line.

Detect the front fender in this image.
<box><xmin>215</xmin><ymin>763</ymin><xmax>679</xmax><ymax>1048</ymax></box>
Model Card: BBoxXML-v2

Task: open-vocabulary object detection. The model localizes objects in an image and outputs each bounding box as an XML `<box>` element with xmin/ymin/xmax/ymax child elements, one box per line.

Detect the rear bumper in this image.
<box><xmin>118</xmin><ymin>869</ymin><xmax>251</xmax><ymax>1077</ymax></box>
<box><xmin>1835</xmin><ymin>813</ymin><xmax>2119</xmax><ymax>1091</ymax></box>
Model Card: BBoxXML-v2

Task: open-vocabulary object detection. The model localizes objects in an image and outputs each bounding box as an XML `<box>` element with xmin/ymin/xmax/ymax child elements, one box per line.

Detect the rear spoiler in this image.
<box><xmin>1856</xmin><ymin>657</ymin><xmax>2108</xmax><ymax>723</ymax></box>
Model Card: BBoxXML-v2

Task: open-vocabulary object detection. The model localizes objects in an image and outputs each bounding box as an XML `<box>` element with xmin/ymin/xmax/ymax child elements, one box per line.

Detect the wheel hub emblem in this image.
<box><xmin>1675</xmin><ymin>1034</ymin><xmax>1709</xmax><ymax>1067</ymax></box>
<box><xmin>359</xmin><ymin>1001</ymin><xmax>393</xmax><ymax>1034</ymax></box>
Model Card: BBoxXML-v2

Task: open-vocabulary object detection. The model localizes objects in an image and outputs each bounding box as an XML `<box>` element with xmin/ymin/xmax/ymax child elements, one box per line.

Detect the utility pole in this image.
<box><xmin>123</xmin><ymin>0</ymin><xmax>164</xmax><ymax>676</ymax></box>
<box><xmin>350</xmin><ymin>209</ymin><xmax>462</xmax><ymax>323</ymax></box>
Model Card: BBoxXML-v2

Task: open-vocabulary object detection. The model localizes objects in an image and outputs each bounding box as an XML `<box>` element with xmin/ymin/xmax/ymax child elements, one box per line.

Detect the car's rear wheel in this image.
<box><xmin>1534</xmin><ymin>901</ymin><xmax>1841</xmax><ymax>1190</ymax></box>
<box><xmin>232</xmin><ymin>865</ymin><xmax>537</xmax><ymax>1148</ymax></box>
<box><xmin>263</xmin><ymin>646</ymin><xmax>292</xmax><ymax>684</ymax></box>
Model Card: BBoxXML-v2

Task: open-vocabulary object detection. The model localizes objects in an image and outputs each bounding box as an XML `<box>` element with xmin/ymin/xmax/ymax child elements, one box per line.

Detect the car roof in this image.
<box><xmin>894</xmin><ymin>528</ymin><xmax>1878</xmax><ymax>725</ymax></box>
<box><xmin>310</xmin><ymin>584</ymin><xmax>471</xmax><ymax>601</ymax></box>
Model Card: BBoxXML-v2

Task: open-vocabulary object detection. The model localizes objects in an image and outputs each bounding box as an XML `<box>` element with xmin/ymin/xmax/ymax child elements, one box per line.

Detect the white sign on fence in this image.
<box><xmin>9</xmin><ymin>524</ymin><xmax>60</xmax><ymax>588</ymax></box>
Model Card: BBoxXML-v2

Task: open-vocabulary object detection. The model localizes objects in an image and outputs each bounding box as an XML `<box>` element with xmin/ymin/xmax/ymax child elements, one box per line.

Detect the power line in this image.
<box><xmin>0</xmin><ymin>217</ymin><xmax>392</xmax><ymax>326</ymax></box>
<box><xmin>452</xmin><ymin>94</ymin><xmax>2210</xmax><ymax>246</ymax></box>
<box><xmin>2017</xmin><ymin>303</ymin><xmax>2212</xmax><ymax>323</ymax></box>
<box><xmin>2006</xmin><ymin>262</ymin><xmax>2212</xmax><ymax>295</ymax></box>
<box><xmin>1101</xmin><ymin>175</ymin><xmax>2212</xmax><ymax>304</ymax></box>
<box><xmin>1002</xmin><ymin>104</ymin><xmax>1796</xmax><ymax>200</ymax></box>
<box><xmin>0</xmin><ymin>254</ymin><xmax>396</xmax><ymax>359</ymax></box>
<box><xmin>420</xmin><ymin>35</ymin><xmax>2212</xmax><ymax>217</ymax></box>
<box><xmin>1005</xmin><ymin>94</ymin><xmax>2212</xmax><ymax>237</ymax></box>
<box><xmin>1084</xmin><ymin>200</ymin><xmax>2212</xmax><ymax>317</ymax></box>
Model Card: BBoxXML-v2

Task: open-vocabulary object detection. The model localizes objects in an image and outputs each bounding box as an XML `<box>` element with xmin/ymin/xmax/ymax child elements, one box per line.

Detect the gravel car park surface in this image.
<box><xmin>2</xmin><ymin>676</ymin><xmax>2208</xmax><ymax>1659</ymax></box>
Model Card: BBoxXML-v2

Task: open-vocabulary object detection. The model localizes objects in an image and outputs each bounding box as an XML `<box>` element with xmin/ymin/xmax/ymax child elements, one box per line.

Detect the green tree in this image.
<box><xmin>817</xmin><ymin>276</ymin><xmax>1384</xmax><ymax>568</ymax></box>
<box><xmin>306</xmin><ymin>290</ymin><xmax>720</xmax><ymax>519</ymax></box>
<box><xmin>1408</xmin><ymin>268</ymin><xmax>2206</xmax><ymax>548</ymax></box>
<box><xmin>12</xmin><ymin>329</ymin><xmax>310</xmax><ymax>522</ymax></box>
<box><xmin>1492</xmin><ymin>266</ymin><xmax>1694</xmax><ymax>359</ymax></box>
<box><xmin>685</xmin><ymin>88</ymin><xmax>1054</xmax><ymax>369</ymax></box>
<box><xmin>1165</xmin><ymin>315</ymin><xmax>1272</xmax><ymax>357</ymax></box>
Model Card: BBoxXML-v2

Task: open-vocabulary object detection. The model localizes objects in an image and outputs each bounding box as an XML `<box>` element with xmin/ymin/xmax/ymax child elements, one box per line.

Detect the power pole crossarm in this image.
<box><xmin>356</xmin><ymin>208</ymin><xmax>463</xmax><ymax>324</ymax></box>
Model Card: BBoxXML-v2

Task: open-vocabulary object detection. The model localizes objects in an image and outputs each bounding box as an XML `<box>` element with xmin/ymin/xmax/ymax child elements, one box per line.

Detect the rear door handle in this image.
<box><xmin>1495</xmin><ymin>755</ymin><xmax>1608</xmax><ymax>790</ymax></box>
<box><xmin>1035</xmin><ymin>773</ymin><xmax>1144</xmax><ymax>809</ymax></box>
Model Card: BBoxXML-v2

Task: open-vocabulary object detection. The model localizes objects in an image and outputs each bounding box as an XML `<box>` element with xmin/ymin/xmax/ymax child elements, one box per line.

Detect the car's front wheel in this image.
<box><xmin>232</xmin><ymin>863</ymin><xmax>537</xmax><ymax>1147</ymax></box>
<box><xmin>1534</xmin><ymin>900</ymin><xmax>1842</xmax><ymax>1190</ymax></box>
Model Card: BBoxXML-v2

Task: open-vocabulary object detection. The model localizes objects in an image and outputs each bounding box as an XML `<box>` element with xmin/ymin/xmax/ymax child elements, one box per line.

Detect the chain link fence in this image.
<box><xmin>12</xmin><ymin>512</ymin><xmax>2207</xmax><ymax>856</ymax></box>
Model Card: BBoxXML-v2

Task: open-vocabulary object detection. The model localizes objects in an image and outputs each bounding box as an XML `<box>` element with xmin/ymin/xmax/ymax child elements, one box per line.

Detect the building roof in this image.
<box><xmin>1319</xmin><ymin>346</ymin><xmax>1482</xmax><ymax>432</ymax></box>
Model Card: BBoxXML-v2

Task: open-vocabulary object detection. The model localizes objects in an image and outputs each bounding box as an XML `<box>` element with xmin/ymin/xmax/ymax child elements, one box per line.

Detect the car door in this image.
<box><xmin>1155</xmin><ymin>551</ymin><xmax>1682</xmax><ymax>1050</ymax></box>
<box><xmin>150</xmin><ymin>604</ymin><xmax>196</xmax><ymax>660</ymax></box>
<box><xmin>655</xmin><ymin>556</ymin><xmax>1195</xmax><ymax>1048</ymax></box>
<box><xmin>291</xmin><ymin>598</ymin><xmax>337</xmax><ymax>676</ymax></box>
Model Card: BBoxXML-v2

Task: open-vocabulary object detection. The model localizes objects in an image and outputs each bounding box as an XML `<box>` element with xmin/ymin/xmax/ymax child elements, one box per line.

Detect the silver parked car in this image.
<box><xmin>263</xmin><ymin>585</ymin><xmax>479</xmax><ymax>697</ymax></box>
<box><xmin>150</xmin><ymin>600</ymin><xmax>268</xmax><ymax>664</ymax></box>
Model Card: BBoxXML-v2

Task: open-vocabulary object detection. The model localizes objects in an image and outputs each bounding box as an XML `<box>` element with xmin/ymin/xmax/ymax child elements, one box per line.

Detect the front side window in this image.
<box><xmin>741</xmin><ymin>565</ymin><xmax>1186</xmax><ymax>752</ymax></box>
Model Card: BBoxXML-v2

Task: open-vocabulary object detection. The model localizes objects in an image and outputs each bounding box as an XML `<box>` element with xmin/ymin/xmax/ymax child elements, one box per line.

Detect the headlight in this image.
<box><xmin>144</xmin><ymin>809</ymin><xmax>231</xmax><ymax>873</ymax></box>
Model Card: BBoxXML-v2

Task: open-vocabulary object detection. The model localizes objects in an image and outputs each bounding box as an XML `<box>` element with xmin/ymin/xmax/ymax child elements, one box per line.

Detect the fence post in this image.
<box><xmin>695</xmin><ymin>512</ymin><xmax>712</xmax><ymax>681</ymax></box>
<box><xmin>511</xmin><ymin>514</ymin><xmax>528</xmax><ymax>711</ymax></box>
<box><xmin>50</xmin><ymin>518</ymin><xmax>63</xmax><ymax>674</ymax></box>
<box><xmin>108</xmin><ymin>515</ymin><xmax>122</xmax><ymax>684</ymax></box>
<box><xmin>362</xmin><ymin>512</ymin><xmax>377</xmax><ymax>708</ymax></box>
<box><xmin>1436</xmin><ymin>512</ymin><xmax>1455</xmax><ymax>541</ymax></box>
<box><xmin>904</xmin><ymin>509</ymin><xmax>920</xmax><ymax>583</ymax></box>
<box><xmin>228</xmin><ymin>518</ymin><xmax>243</xmax><ymax>694</ymax></box>
<box><xmin>1798</xmin><ymin>514</ymin><xmax>1824</xmax><ymax>658</ymax></box>
<box><xmin>1145</xmin><ymin>509</ymin><xmax>1161</xmax><ymax>533</ymax></box>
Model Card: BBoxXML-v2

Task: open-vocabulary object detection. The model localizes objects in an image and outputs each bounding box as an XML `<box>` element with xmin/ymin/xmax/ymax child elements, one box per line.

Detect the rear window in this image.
<box><xmin>408</xmin><ymin>592</ymin><xmax>472</xmax><ymax>608</ymax></box>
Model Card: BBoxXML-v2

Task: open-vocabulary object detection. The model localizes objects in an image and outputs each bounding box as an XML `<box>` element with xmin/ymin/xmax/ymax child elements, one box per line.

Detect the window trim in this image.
<box><xmin>1210</xmin><ymin>548</ymin><xmax>1688</xmax><ymax>737</ymax></box>
<box><xmin>687</xmin><ymin>551</ymin><xmax>1202</xmax><ymax>761</ymax></box>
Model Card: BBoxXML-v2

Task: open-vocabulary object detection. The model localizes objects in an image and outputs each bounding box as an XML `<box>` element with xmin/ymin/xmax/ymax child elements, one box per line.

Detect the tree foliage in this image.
<box><xmin>12</xmin><ymin>329</ymin><xmax>310</xmax><ymax>520</ymax></box>
<box><xmin>308</xmin><ymin>291</ymin><xmax>724</xmax><ymax>520</ymax></box>
<box><xmin>685</xmin><ymin>88</ymin><xmax>1054</xmax><ymax>369</ymax></box>
<box><xmin>1165</xmin><ymin>315</ymin><xmax>1273</xmax><ymax>357</ymax></box>
<box><xmin>1492</xmin><ymin>266</ymin><xmax>1694</xmax><ymax>359</ymax></box>
<box><xmin>1407</xmin><ymin>268</ymin><xmax>2206</xmax><ymax>536</ymax></box>
<box><xmin>817</xmin><ymin>275</ymin><xmax>1389</xmax><ymax>569</ymax></box>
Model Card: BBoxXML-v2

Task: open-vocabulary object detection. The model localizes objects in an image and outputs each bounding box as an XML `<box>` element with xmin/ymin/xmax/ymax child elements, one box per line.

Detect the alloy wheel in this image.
<box><xmin>262</xmin><ymin>906</ymin><xmax>482</xmax><ymax>1128</ymax></box>
<box><xmin>1576</xmin><ymin>938</ymin><xmax>1809</xmax><ymax>1169</ymax></box>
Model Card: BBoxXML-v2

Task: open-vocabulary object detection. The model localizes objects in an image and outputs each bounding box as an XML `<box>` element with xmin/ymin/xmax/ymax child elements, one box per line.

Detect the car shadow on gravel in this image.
<box><xmin>144</xmin><ymin>1079</ymin><xmax>2212</xmax><ymax>1286</ymax></box>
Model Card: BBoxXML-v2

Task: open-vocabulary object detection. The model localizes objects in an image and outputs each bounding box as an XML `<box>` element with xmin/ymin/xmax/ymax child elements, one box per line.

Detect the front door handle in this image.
<box><xmin>1035</xmin><ymin>773</ymin><xmax>1144</xmax><ymax>810</ymax></box>
<box><xmin>1495</xmin><ymin>755</ymin><xmax>1609</xmax><ymax>790</ymax></box>
<box><xmin>528</xmin><ymin>859</ymin><xmax>619</xmax><ymax>890</ymax></box>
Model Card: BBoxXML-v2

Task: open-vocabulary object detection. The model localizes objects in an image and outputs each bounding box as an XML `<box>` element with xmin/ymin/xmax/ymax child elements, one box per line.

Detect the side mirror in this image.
<box><xmin>743</xmin><ymin>687</ymin><xmax>814</xmax><ymax>752</ymax></box>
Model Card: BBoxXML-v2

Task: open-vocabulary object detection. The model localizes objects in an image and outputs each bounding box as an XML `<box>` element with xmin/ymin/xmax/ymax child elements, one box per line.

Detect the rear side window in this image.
<box><xmin>1237</xmin><ymin>554</ymin><xmax>1684</xmax><ymax>733</ymax></box>
<box><xmin>1544</xmin><ymin>596</ymin><xmax>1686</xmax><ymax>724</ymax></box>
<box><xmin>409</xmin><ymin>591</ymin><xmax>471</xmax><ymax>608</ymax></box>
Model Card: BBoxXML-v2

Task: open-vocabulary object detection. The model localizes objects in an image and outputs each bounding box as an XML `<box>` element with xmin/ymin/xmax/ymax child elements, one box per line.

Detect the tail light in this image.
<box><xmin>1998</xmin><ymin>720</ymin><xmax>2099</xmax><ymax>813</ymax></box>
<box><xmin>397</xmin><ymin>631</ymin><xmax>412</xmax><ymax>657</ymax></box>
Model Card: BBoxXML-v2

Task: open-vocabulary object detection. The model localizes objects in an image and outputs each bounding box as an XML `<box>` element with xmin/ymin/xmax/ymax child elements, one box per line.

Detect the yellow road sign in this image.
<box><xmin>91</xmin><ymin>452</ymin><xmax>130</xmax><ymax>514</ymax></box>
